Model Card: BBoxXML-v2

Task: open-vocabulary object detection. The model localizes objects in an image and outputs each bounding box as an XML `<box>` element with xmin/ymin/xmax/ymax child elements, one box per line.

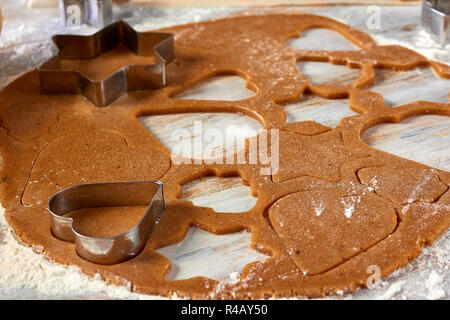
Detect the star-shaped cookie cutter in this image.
<box><xmin>38</xmin><ymin>20</ymin><xmax>175</xmax><ymax>107</ymax></box>
<box><xmin>48</xmin><ymin>180</ymin><xmax>165</xmax><ymax>265</ymax></box>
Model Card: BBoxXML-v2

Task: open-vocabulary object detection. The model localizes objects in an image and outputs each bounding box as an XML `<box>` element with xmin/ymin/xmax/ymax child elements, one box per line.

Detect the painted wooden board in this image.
<box><xmin>0</xmin><ymin>2</ymin><xmax>449</xmax><ymax>299</ymax></box>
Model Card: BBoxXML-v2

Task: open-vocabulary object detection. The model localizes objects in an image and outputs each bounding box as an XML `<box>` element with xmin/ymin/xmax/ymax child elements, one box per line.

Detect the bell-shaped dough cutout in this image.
<box><xmin>362</xmin><ymin>115</ymin><xmax>450</xmax><ymax>171</ymax></box>
<box><xmin>283</xmin><ymin>94</ymin><xmax>357</xmax><ymax>128</ymax></box>
<box><xmin>181</xmin><ymin>175</ymin><xmax>257</xmax><ymax>213</ymax></box>
<box><xmin>371</xmin><ymin>68</ymin><xmax>450</xmax><ymax>106</ymax></box>
<box><xmin>287</xmin><ymin>28</ymin><xmax>359</xmax><ymax>51</ymax></box>
<box><xmin>174</xmin><ymin>75</ymin><xmax>256</xmax><ymax>101</ymax></box>
<box><xmin>297</xmin><ymin>61</ymin><xmax>360</xmax><ymax>86</ymax></box>
<box><xmin>138</xmin><ymin>112</ymin><xmax>262</xmax><ymax>162</ymax></box>
<box><xmin>157</xmin><ymin>227</ymin><xmax>268</xmax><ymax>281</ymax></box>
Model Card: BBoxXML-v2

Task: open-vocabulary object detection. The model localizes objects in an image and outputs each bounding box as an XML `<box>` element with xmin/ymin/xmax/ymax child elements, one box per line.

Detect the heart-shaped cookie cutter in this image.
<box><xmin>48</xmin><ymin>180</ymin><xmax>165</xmax><ymax>265</ymax></box>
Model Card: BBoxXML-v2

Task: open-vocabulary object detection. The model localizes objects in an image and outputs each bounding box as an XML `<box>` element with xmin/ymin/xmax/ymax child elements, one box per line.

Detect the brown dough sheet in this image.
<box><xmin>0</xmin><ymin>13</ymin><xmax>449</xmax><ymax>299</ymax></box>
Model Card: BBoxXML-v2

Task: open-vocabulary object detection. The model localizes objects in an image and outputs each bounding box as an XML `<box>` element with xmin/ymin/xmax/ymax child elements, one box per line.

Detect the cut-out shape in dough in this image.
<box><xmin>181</xmin><ymin>175</ymin><xmax>257</xmax><ymax>213</ymax></box>
<box><xmin>174</xmin><ymin>75</ymin><xmax>256</xmax><ymax>101</ymax></box>
<box><xmin>274</xmin><ymin>130</ymin><xmax>358</xmax><ymax>182</ymax></box>
<box><xmin>358</xmin><ymin>166</ymin><xmax>447</xmax><ymax>205</ymax></box>
<box><xmin>22</xmin><ymin>130</ymin><xmax>171</xmax><ymax>205</ymax></box>
<box><xmin>1</xmin><ymin>102</ymin><xmax>58</xmax><ymax>141</ymax></box>
<box><xmin>283</xmin><ymin>94</ymin><xmax>357</xmax><ymax>128</ymax></box>
<box><xmin>138</xmin><ymin>112</ymin><xmax>262</xmax><ymax>161</ymax></box>
<box><xmin>287</xmin><ymin>28</ymin><xmax>359</xmax><ymax>51</ymax></box>
<box><xmin>268</xmin><ymin>188</ymin><xmax>397</xmax><ymax>275</ymax></box>
<box><xmin>362</xmin><ymin>115</ymin><xmax>450</xmax><ymax>171</ymax></box>
<box><xmin>371</xmin><ymin>68</ymin><xmax>450</xmax><ymax>106</ymax></box>
<box><xmin>157</xmin><ymin>227</ymin><xmax>268</xmax><ymax>281</ymax></box>
<box><xmin>297</xmin><ymin>61</ymin><xmax>360</xmax><ymax>86</ymax></box>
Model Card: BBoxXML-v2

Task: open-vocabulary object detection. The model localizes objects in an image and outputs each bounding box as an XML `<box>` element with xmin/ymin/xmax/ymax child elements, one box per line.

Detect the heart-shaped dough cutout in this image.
<box><xmin>268</xmin><ymin>186</ymin><xmax>397</xmax><ymax>275</ymax></box>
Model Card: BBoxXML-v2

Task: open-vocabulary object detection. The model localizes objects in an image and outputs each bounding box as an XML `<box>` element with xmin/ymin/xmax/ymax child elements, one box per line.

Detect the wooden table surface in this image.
<box><xmin>0</xmin><ymin>1</ymin><xmax>448</xmax><ymax>299</ymax></box>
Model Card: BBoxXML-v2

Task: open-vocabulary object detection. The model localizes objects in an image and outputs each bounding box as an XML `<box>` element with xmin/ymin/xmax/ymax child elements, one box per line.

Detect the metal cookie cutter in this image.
<box><xmin>38</xmin><ymin>20</ymin><xmax>175</xmax><ymax>107</ymax></box>
<box><xmin>421</xmin><ymin>0</ymin><xmax>450</xmax><ymax>45</ymax></box>
<box><xmin>48</xmin><ymin>181</ymin><xmax>165</xmax><ymax>265</ymax></box>
<box><xmin>60</xmin><ymin>0</ymin><xmax>133</xmax><ymax>28</ymax></box>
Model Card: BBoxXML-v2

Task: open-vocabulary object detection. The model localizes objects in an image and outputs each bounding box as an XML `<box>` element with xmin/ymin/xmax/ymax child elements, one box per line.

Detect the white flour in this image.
<box><xmin>372</xmin><ymin>30</ymin><xmax>450</xmax><ymax>64</ymax></box>
<box><xmin>426</xmin><ymin>271</ymin><xmax>445</xmax><ymax>300</ymax></box>
<box><xmin>375</xmin><ymin>280</ymin><xmax>405</xmax><ymax>300</ymax></box>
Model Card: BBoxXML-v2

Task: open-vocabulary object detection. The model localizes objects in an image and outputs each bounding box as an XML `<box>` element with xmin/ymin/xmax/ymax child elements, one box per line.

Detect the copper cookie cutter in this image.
<box><xmin>38</xmin><ymin>20</ymin><xmax>175</xmax><ymax>107</ymax></box>
<box><xmin>48</xmin><ymin>180</ymin><xmax>166</xmax><ymax>265</ymax></box>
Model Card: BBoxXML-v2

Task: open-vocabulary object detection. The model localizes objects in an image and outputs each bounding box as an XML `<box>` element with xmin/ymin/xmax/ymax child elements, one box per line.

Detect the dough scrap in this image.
<box><xmin>358</xmin><ymin>166</ymin><xmax>448</xmax><ymax>205</ymax></box>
